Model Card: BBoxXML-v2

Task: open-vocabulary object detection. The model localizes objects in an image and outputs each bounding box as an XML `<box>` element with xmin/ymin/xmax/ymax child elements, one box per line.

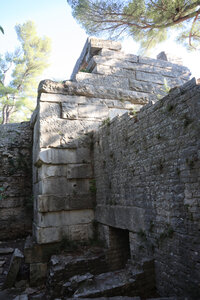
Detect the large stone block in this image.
<box><xmin>38</xmin><ymin>80</ymin><xmax>151</xmax><ymax>104</ymax></box>
<box><xmin>38</xmin><ymin>119</ymin><xmax>99</xmax><ymax>148</ymax></box>
<box><xmin>35</xmin><ymin>209</ymin><xmax>94</xmax><ymax>227</ymax></box>
<box><xmin>76</xmin><ymin>72</ymin><xmax>130</xmax><ymax>89</ymax></box>
<box><xmin>93</xmin><ymin>64</ymin><xmax>136</xmax><ymax>79</ymax></box>
<box><xmin>61</xmin><ymin>102</ymin><xmax>78</xmax><ymax>119</ymax></box>
<box><xmin>35</xmin><ymin>148</ymin><xmax>91</xmax><ymax>166</ymax></box>
<box><xmin>36</xmin><ymin>194</ymin><xmax>95</xmax><ymax>212</ymax></box>
<box><xmin>95</xmin><ymin>205</ymin><xmax>146</xmax><ymax>232</ymax></box>
<box><xmin>78</xmin><ymin>103</ymin><xmax>109</xmax><ymax>119</ymax></box>
<box><xmin>99</xmin><ymin>48</ymin><xmax>138</xmax><ymax>63</ymax></box>
<box><xmin>33</xmin><ymin>223</ymin><xmax>67</xmax><ymax>244</ymax></box>
<box><xmin>68</xmin><ymin>223</ymin><xmax>93</xmax><ymax>240</ymax></box>
<box><xmin>67</xmin><ymin>163</ymin><xmax>93</xmax><ymax>179</ymax></box>
<box><xmin>136</xmin><ymin>71</ymin><xmax>164</xmax><ymax>84</ymax></box>
<box><xmin>38</xmin><ymin>163</ymin><xmax>92</xmax><ymax>180</ymax></box>
<box><xmin>39</xmin><ymin>101</ymin><xmax>60</xmax><ymax>119</ymax></box>
<box><xmin>39</xmin><ymin>178</ymin><xmax>90</xmax><ymax>195</ymax></box>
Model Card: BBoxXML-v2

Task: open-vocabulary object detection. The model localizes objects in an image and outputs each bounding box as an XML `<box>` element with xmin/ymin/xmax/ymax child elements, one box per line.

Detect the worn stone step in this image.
<box><xmin>68</xmin><ymin>267</ymin><xmax>144</xmax><ymax>298</ymax></box>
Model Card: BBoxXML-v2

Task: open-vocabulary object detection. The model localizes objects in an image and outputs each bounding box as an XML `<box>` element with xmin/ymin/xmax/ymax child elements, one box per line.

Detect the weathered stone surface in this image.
<box><xmin>95</xmin><ymin>206</ymin><xmax>145</xmax><ymax>232</ymax></box>
<box><xmin>36</xmin><ymin>209</ymin><xmax>94</xmax><ymax>228</ymax></box>
<box><xmin>93</xmin><ymin>79</ymin><xmax>200</xmax><ymax>298</ymax></box>
<box><xmin>36</xmin><ymin>194</ymin><xmax>94</xmax><ymax>213</ymax></box>
<box><xmin>38</xmin><ymin>80</ymin><xmax>152</xmax><ymax>104</ymax></box>
<box><xmin>0</xmin><ymin>248</ymin><xmax>14</xmax><ymax>254</ymax></box>
<box><xmin>93</xmin><ymin>64</ymin><xmax>136</xmax><ymax>79</ymax></box>
<box><xmin>0</xmin><ymin>122</ymin><xmax>32</xmax><ymax>240</ymax></box>
<box><xmin>3</xmin><ymin>248</ymin><xmax>24</xmax><ymax>289</ymax></box>
<box><xmin>37</xmin><ymin>178</ymin><xmax>90</xmax><ymax>195</ymax></box>
<box><xmin>100</xmin><ymin>48</ymin><xmax>138</xmax><ymax>62</ymax></box>
<box><xmin>61</xmin><ymin>102</ymin><xmax>78</xmax><ymax>119</ymax></box>
<box><xmin>71</xmin><ymin>37</ymin><xmax>121</xmax><ymax>80</ymax></box>
<box><xmin>78</xmin><ymin>103</ymin><xmax>109</xmax><ymax>119</ymax></box>
<box><xmin>34</xmin><ymin>222</ymin><xmax>93</xmax><ymax>244</ymax></box>
<box><xmin>30</xmin><ymin>263</ymin><xmax>47</xmax><ymax>286</ymax></box>
<box><xmin>35</xmin><ymin>148</ymin><xmax>91</xmax><ymax>165</ymax></box>
<box><xmin>76</xmin><ymin>72</ymin><xmax>130</xmax><ymax>89</ymax></box>
<box><xmin>67</xmin><ymin>163</ymin><xmax>93</xmax><ymax>179</ymax></box>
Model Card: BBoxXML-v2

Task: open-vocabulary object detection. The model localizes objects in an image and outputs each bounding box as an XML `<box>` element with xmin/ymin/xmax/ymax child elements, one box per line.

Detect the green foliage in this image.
<box><xmin>0</xmin><ymin>21</ymin><xmax>51</xmax><ymax>124</ymax></box>
<box><xmin>68</xmin><ymin>0</ymin><xmax>200</xmax><ymax>52</ymax></box>
<box><xmin>101</xmin><ymin>117</ymin><xmax>111</xmax><ymax>126</ymax></box>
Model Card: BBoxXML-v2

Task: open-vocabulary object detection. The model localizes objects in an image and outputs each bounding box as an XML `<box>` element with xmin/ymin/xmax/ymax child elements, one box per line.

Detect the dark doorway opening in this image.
<box><xmin>107</xmin><ymin>226</ymin><xmax>131</xmax><ymax>270</ymax></box>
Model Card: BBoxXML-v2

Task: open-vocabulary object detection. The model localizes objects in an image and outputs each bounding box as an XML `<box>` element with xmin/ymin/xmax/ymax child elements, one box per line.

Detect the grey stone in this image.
<box><xmin>76</xmin><ymin>72</ymin><xmax>130</xmax><ymax>90</ymax></box>
<box><xmin>3</xmin><ymin>248</ymin><xmax>24</xmax><ymax>289</ymax></box>
<box><xmin>36</xmin><ymin>194</ymin><xmax>94</xmax><ymax>213</ymax></box>
<box><xmin>30</xmin><ymin>263</ymin><xmax>47</xmax><ymax>286</ymax></box>
<box><xmin>0</xmin><ymin>248</ymin><xmax>14</xmax><ymax>254</ymax></box>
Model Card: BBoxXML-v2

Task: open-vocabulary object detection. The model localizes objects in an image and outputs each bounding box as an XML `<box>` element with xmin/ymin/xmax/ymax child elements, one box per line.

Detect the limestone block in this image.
<box><xmin>38</xmin><ymin>118</ymin><xmax>98</xmax><ymax>148</ymax></box>
<box><xmin>35</xmin><ymin>148</ymin><xmax>91</xmax><ymax>166</ymax></box>
<box><xmin>95</xmin><ymin>205</ymin><xmax>145</xmax><ymax>232</ymax></box>
<box><xmin>88</xmin><ymin>56</ymin><xmax>139</xmax><ymax>71</ymax></box>
<box><xmin>36</xmin><ymin>209</ymin><xmax>94</xmax><ymax>227</ymax></box>
<box><xmin>93</xmin><ymin>64</ymin><xmax>136</xmax><ymax>79</ymax></box>
<box><xmin>99</xmin><ymin>48</ymin><xmax>138</xmax><ymax>63</ymax></box>
<box><xmin>76</xmin><ymin>72</ymin><xmax>130</xmax><ymax>89</ymax></box>
<box><xmin>3</xmin><ymin>248</ymin><xmax>24</xmax><ymax>289</ymax></box>
<box><xmin>38</xmin><ymin>165</ymin><xmax>68</xmax><ymax>181</ymax></box>
<box><xmin>39</xmin><ymin>80</ymin><xmax>151</xmax><ymax>104</ymax></box>
<box><xmin>39</xmin><ymin>101</ymin><xmax>60</xmax><ymax>119</ymax></box>
<box><xmin>129</xmin><ymin>79</ymin><xmax>156</xmax><ymax>93</ymax></box>
<box><xmin>139</xmin><ymin>55</ymin><xmax>190</xmax><ymax>72</ymax></box>
<box><xmin>33</xmin><ymin>222</ymin><xmax>68</xmax><ymax>244</ymax></box>
<box><xmin>39</xmin><ymin>178</ymin><xmax>90</xmax><ymax>195</ymax></box>
<box><xmin>69</xmin><ymin>223</ymin><xmax>93</xmax><ymax>240</ymax></box>
<box><xmin>136</xmin><ymin>71</ymin><xmax>164</xmax><ymax>84</ymax></box>
<box><xmin>89</xmin><ymin>37</ymin><xmax>121</xmax><ymax>51</ymax></box>
<box><xmin>109</xmin><ymin>108</ymin><xmax>128</xmax><ymax>119</ymax></box>
<box><xmin>67</xmin><ymin>163</ymin><xmax>93</xmax><ymax>179</ymax></box>
<box><xmin>61</xmin><ymin>102</ymin><xmax>78</xmax><ymax>119</ymax></box>
<box><xmin>30</xmin><ymin>263</ymin><xmax>47</xmax><ymax>286</ymax></box>
<box><xmin>78</xmin><ymin>104</ymin><xmax>109</xmax><ymax>119</ymax></box>
<box><xmin>36</xmin><ymin>194</ymin><xmax>95</xmax><ymax>212</ymax></box>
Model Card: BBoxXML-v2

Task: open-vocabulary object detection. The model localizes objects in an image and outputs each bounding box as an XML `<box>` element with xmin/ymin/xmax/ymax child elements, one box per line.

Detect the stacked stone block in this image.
<box><xmin>32</xmin><ymin>37</ymin><xmax>191</xmax><ymax>249</ymax></box>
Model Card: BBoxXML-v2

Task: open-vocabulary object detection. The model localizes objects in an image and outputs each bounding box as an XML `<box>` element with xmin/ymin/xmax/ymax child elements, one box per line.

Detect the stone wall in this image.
<box><xmin>0</xmin><ymin>122</ymin><xmax>32</xmax><ymax>239</ymax></box>
<box><xmin>93</xmin><ymin>78</ymin><xmax>200</xmax><ymax>298</ymax></box>
<box><xmin>32</xmin><ymin>37</ymin><xmax>191</xmax><ymax>245</ymax></box>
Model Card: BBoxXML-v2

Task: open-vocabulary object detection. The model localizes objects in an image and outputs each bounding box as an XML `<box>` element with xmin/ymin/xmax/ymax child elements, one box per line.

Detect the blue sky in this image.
<box><xmin>0</xmin><ymin>0</ymin><xmax>199</xmax><ymax>81</ymax></box>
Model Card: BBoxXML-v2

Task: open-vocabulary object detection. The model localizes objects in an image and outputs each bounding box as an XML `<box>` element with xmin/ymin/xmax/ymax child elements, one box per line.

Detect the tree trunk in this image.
<box><xmin>1</xmin><ymin>104</ymin><xmax>14</xmax><ymax>124</ymax></box>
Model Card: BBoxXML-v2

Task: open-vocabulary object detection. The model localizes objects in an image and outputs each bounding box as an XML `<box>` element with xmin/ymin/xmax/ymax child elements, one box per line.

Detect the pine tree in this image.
<box><xmin>67</xmin><ymin>0</ymin><xmax>200</xmax><ymax>51</ymax></box>
<box><xmin>0</xmin><ymin>21</ymin><xmax>51</xmax><ymax>124</ymax></box>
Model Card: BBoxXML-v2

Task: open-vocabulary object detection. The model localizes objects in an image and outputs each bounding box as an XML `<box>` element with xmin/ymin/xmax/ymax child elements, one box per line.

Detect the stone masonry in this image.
<box><xmin>32</xmin><ymin>37</ymin><xmax>190</xmax><ymax>245</ymax></box>
<box><xmin>0</xmin><ymin>37</ymin><xmax>199</xmax><ymax>299</ymax></box>
<box><xmin>0</xmin><ymin>122</ymin><xmax>32</xmax><ymax>239</ymax></box>
<box><xmin>93</xmin><ymin>78</ymin><xmax>200</xmax><ymax>298</ymax></box>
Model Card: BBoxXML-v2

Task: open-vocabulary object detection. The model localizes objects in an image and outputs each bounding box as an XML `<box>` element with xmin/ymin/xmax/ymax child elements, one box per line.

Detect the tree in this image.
<box><xmin>0</xmin><ymin>26</ymin><xmax>4</xmax><ymax>34</ymax></box>
<box><xmin>0</xmin><ymin>21</ymin><xmax>51</xmax><ymax>124</ymax></box>
<box><xmin>67</xmin><ymin>0</ymin><xmax>200</xmax><ymax>51</ymax></box>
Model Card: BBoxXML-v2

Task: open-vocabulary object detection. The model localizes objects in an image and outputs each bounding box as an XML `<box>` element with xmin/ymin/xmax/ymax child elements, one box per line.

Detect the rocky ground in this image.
<box><xmin>0</xmin><ymin>239</ymin><xmax>180</xmax><ymax>300</ymax></box>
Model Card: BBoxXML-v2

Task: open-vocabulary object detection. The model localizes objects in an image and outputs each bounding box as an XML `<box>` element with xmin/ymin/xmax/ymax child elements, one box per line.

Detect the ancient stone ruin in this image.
<box><xmin>0</xmin><ymin>37</ymin><xmax>199</xmax><ymax>299</ymax></box>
